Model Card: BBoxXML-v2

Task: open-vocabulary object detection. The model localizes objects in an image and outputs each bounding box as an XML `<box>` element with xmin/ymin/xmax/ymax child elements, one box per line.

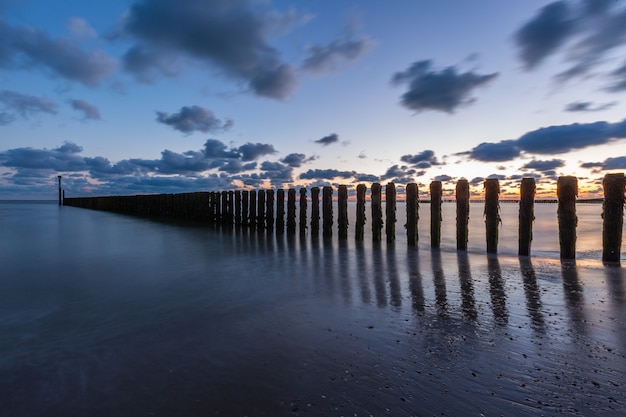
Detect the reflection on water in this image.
<box><xmin>457</xmin><ymin>252</ymin><xmax>477</xmax><ymax>320</ymax></box>
<box><xmin>487</xmin><ymin>255</ymin><xmax>508</xmax><ymax>325</ymax></box>
<box><xmin>519</xmin><ymin>257</ymin><xmax>546</xmax><ymax>333</ymax></box>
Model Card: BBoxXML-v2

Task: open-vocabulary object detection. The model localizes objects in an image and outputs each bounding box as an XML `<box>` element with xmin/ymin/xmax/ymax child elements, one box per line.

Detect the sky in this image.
<box><xmin>1</xmin><ymin>0</ymin><xmax>626</xmax><ymax>200</ymax></box>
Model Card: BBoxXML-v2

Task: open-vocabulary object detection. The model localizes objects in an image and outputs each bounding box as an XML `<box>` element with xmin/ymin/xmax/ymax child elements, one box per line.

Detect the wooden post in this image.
<box><xmin>456</xmin><ymin>179</ymin><xmax>470</xmax><ymax>250</ymax></box>
<box><xmin>484</xmin><ymin>178</ymin><xmax>500</xmax><ymax>254</ymax></box>
<box><xmin>221</xmin><ymin>191</ymin><xmax>229</xmax><ymax>225</ymax></box>
<box><xmin>249</xmin><ymin>189</ymin><xmax>257</xmax><ymax>229</ymax></box>
<box><xmin>371</xmin><ymin>183</ymin><xmax>383</xmax><ymax>241</ymax></box>
<box><xmin>386</xmin><ymin>182</ymin><xmax>396</xmax><ymax>243</ymax></box>
<box><xmin>430</xmin><ymin>181</ymin><xmax>442</xmax><ymax>248</ymax></box>
<box><xmin>406</xmin><ymin>183</ymin><xmax>419</xmax><ymax>246</ymax></box>
<box><xmin>266</xmin><ymin>189</ymin><xmax>275</xmax><ymax>231</ymax></box>
<box><xmin>311</xmin><ymin>187</ymin><xmax>320</xmax><ymax>237</ymax></box>
<box><xmin>323</xmin><ymin>186</ymin><xmax>333</xmax><ymax>239</ymax></box>
<box><xmin>228</xmin><ymin>191</ymin><xmax>234</xmax><ymax>226</ymax></box>
<box><xmin>355</xmin><ymin>184</ymin><xmax>366</xmax><ymax>240</ymax></box>
<box><xmin>287</xmin><ymin>188</ymin><xmax>296</xmax><ymax>234</ymax></box>
<box><xmin>338</xmin><ymin>185</ymin><xmax>348</xmax><ymax>240</ymax></box>
<box><xmin>299</xmin><ymin>187</ymin><xmax>307</xmax><ymax>236</ymax></box>
<box><xmin>57</xmin><ymin>175</ymin><xmax>62</xmax><ymax>206</ymax></box>
<box><xmin>242</xmin><ymin>190</ymin><xmax>249</xmax><ymax>227</ymax></box>
<box><xmin>276</xmin><ymin>189</ymin><xmax>285</xmax><ymax>233</ymax></box>
<box><xmin>518</xmin><ymin>178</ymin><xmax>536</xmax><ymax>256</ymax></box>
<box><xmin>62</xmin><ymin>190</ymin><xmax>65</xmax><ymax>206</ymax></box>
<box><xmin>234</xmin><ymin>190</ymin><xmax>242</xmax><ymax>226</ymax></box>
<box><xmin>602</xmin><ymin>173</ymin><xmax>625</xmax><ymax>263</ymax></box>
<box><xmin>557</xmin><ymin>176</ymin><xmax>578</xmax><ymax>260</ymax></box>
<box><xmin>215</xmin><ymin>192</ymin><xmax>222</xmax><ymax>224</ymax></box>
<box><xmin>258</xmin><ymin>189</ymin><xmax>266</xmax><ymax>229</ymax></box>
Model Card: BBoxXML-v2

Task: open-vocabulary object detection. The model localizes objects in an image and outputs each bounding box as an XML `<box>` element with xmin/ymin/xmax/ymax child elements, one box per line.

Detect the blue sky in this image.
<box><xmin>1</xmin><ymin>0</ymin><xmax>625</xmax><ymax>199</ymax></box>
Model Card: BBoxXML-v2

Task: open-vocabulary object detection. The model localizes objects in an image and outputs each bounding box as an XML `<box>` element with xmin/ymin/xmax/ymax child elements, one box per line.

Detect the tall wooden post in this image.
<box><xmin>299</xmin><ymin>187</ymin><xmax>307</xmax><ymax>236</ymax></box>
<box><xmin>287</xmin><ymin>188</ymin><xmax>296</xmax><ymax>234</ymax></box>
<box><xmin>484</xmin><ymin>178</ymin><xmax>500</xmax><ymax>254</ymax></box>
<box><xmin>456</xmin><ymin>179</ymin><xmax>470</xmax><ymax>250</ymax></box>
<box><xmin>234</xmin><ymin>190</ymin><xmax>242</xmax><ymax>226</ymax></box>
<box><xmin>242</xmin><ymin>190</ymin><xmax>249</xmax><ymax>227</ymax></box>
<box><xmin>57</xmin><ymin>175</ymin><xmax>62</xmax><ymax>206</ymax></box>
<box><xmin>266</xmin><ymin>189</ymin><xmax>275</xmax><ymax>231</ymax></box>
<box><xmin>557</xmin><ymin>176</ymin><xmax>578</xmax><ymax>260</ymax></box>
<box><xmin>406</xmin><ymin>182</ymin><xmax>419</xmax><ymax>246</ymax></box>
<box><xmin>338</xmin><ymin>185</ymin><xmax>348</xmax><ymax>240</ymax></box>
<box><xmin>249</xmin><ymin>189</ymin><xmax>257</xmax><ymax>229</ymax></box>
<box><xmin>518</xmin><ymin>178</ymin><xmax>536</xmax><ymax>256</ymax></box>
<box><xmin>355</xmin><ymin>184</ymin><xmax>366</xmax><ymax>240</ymax></box>
<box><xmin>430</xmin><ymin>181</ymin><xmax>442</xmax><ymax>248</ymax></box>
<box><xmin>276</xmin><ymin>189</ymin><xmax>285</xmax><ymax>234</ymax></box>
<box><xmin>602</xmin><ymin>173</ymin><xmax>625</xmax><ymax>263</ymax></box>
<box><xmin>323</xmin><ymin>186</ymin><xmax>333</xmax><ymax>239</ymax></box>
<box><xmin>386</xmin><ymin>182</ymin><xmax>396</xmax><ymax>243</ymax></box>
<box><xmin>311</xmin><ymin>187</ymin><xmax>320</xmax><ymax>237</ymax></box>
<box><xmin>258</xmin><ymin>189</ymin><xmax>266</xmax><ymax>229</ymax></box>
<box><xmin>371</xmin><ymin>183</ymin><xmax>383</xmax><ymax>241</ymax></box>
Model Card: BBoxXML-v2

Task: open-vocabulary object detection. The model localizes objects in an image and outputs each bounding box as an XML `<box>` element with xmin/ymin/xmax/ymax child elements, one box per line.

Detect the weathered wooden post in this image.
<box><xmin>338</xmin><ymin>185</ymin><xmax>348</xmax><ymax>240</ymax></box>
<box><xmin>484</xmin><ymin>178</ymin><xmax>500</xmax><ymax>254</ymax></box>
<box><xmin>602</xmin><ymin>173</ymin><xmax>625</xmax><ymax>263</ymax></box>
<box><xmin>242</xmin><ymin>190</ymin><xmax>249</xmax><ymax>227</ymax></box>
<box><xmin>311</xmin><ymin>187</ymin><xmax>320</xmax><ymax>237</ymax></box>
<box><xmin>258</xmin><ymin>189</ymin><xmax>266</xmax><ymax>229</ymax></box>
<box><xmin>323</xmin><ymin>186</ymin><xmax>333</xmax><ymax>239</ymax></box>
<box><xmin>249</xmin><ymin>189</ymin><xmax>257</xmax><ymax>229</ymax></box>
<box><xmin>266</xmin><ymin>189</ymin><xmax>275</xmax><ymax>231</ymax></box>
<box><xmin>276</xmin><ymin>189</ymin><xmax>285</xmax><ymax>234</ymax></box>
<box><xmin>518</xmin><ymin>178</ymin><xmax>536</xmax><ymax>256</ymax></box>
<box><xmin>456</xmin><ymin>179</ymin><xmax>470</xmax><ymax>250</ymax></box>
<box><xmin>386</xmin><ymin>182</ymin><xmax>396</xmax><ymax>243</ymax></box>
<box><xmin>287</xmin><ymin>188</ymin><xmax>296</xmax><ymax>234</ymax></box>
<box><xmin>57</xmin><ymin>175</ymin><xmax>62</xmax><ymax>206</ymax></box>
<box><xmin>214</xmin><ymin>192</ymin><xmax>222</xmax><ymax>224</ymax></box>
<box><xmin>355</xmin><ymin>184</ymin><xmax>366</xmax><ymax>240</ymax></box>
<box><xmin>406</xmin><ymin>182</ymin><xmax>419</xmax><ymax>246</ymax></box>
<box><xmin>557</xmin><ymin>176</ymin><xmax>578</xmax><ymax>260</ymax></box>
<box><xmin>430</xmin><ymin>181</ymin><xmax>442</xmax><ymax>248</ymax></box>
<box><xmin>228</xmin><ymin>191</ymin><xmax>234</xmax><ymax>226</ymax></box>
<box><xmin>299</xmin><ymin>187</ymin><xmax>307</xmax><ymax>237</ymax></box>
<box><xmin>62</xmin><ymin>190</ymin><xmax>65</xmax><ymax>206</ymax></box>
<box><xmin>371</xmin><ymin>183</ymin><xmax>383</xmax><ymax>241</ymax></box>
<box><xmin>234</xmin><ymin>190</ymin><xmax>242</xmax><ymax>226</ymax></box>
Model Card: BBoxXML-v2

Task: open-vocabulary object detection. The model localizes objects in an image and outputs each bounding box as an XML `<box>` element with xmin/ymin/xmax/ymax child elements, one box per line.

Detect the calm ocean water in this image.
<box><xmin>1</xmin><ymin>200</ymin><xmax>624</xmax><ymax>416</ymax></box>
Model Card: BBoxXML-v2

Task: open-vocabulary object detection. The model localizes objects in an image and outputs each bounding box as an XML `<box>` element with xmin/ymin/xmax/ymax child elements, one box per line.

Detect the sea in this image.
<box><xmin>1</xmin><ymin>200</ymin><xmax>625</xmax><ymax>416</ymax></box>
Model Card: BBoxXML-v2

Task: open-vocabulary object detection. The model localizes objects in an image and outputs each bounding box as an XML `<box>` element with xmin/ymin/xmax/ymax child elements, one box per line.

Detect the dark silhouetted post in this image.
<box><xmin>221</xmin><ymin>191</ymin><xmax>229</xmax><ymax>225</ymax></box>
<box><xmin>228</xmin><ymin>191</ymin><xmax>234</xmax><ymax>226</ymax></box>
<box><xmin>484</xmin><ymin>179</ymin><xmax>500</xmax><ymax>254</ymax></box>
<box><xmin>311</xmin><ymin>187</ymin><xmax>320</xmax><ymax>237</ymax></box>
<box><xmin>242</xmin><ymin>191</ymin><xmax>249</xmax><ymax>227</ymax></box>
<box><xmin>215</xmin><ymin>192</ymin><xmax>222</xmax><ymax>224</ymax></box>
<box><xmin>276</xmin><ymin>189</ymin><xmax>284</xmax><ymax>234</ymax></box>
<box><xmin>557</xmin><ymin>176</ymin><xmax>577</xmax><ymax>260</ymax></box>
<box><xmin>355</xmin><ymin>184</ymin><xmax>366</xmax><ymax>240</ymax></box>
<box><xmin>287</xmin><ymin>188</ymin><xmax>296</xmax><ymax>234</ymax></box>
<box><xmin>258</xmin><ymin>189</ymin><xmax>266</xmax><ymax>229</ymax></box>
<box><xmin>456</xmin><ymin>179</ymin><xmax>470</xmax><ymax>250</ymax></box>
<box><xmin>249</xmin><ymin>190</ymin><xmax>257</xmax><ymax>229</ymax></box>
<box><xmin>299</xmin><ymin>187</ymin><xmax>307</xmax><ymax>236</ymax></box>
<box><xmin>430</xmin><ymin>181</ymin><xmax>442</xmax><ymax>248</ymax></box>
<box><xmin>518</xmin><ymin>178</ymin><xmax>536</xmax><ymax>256</ymax></box>
<box><xmin>62</xmin><ymin>190</ymin><xmax>65</xmax><ymax>206</ymax></box>
<box><xmin>386</xmin><ymin>182</ymin><xmax>396</xmax><ymax>243</ymax></box>
<box><xmin>266</xmin><ymin>189</ymin><xmax>274</xmax><ymax>231</ymax></box>
<box><xmin>234</xmin><ymin>190</ymin><xmax>242</xmax><ymax>226</ymax></box>
<box><xmin>323</xmin><ymin>186</ymin><xmax>333</xmax><ymax>239</ymax></box>
<box><xmin>406</xmin><ymin>182</ymin><xmax>419</xmax><ymax>246</ymax></box>
<box><xmin>602</xmin><ymin>173</ymin><xmax>625</xmax><ymax>263</ymax></box>
<box><xmin>58</xmin><ymin>175</ymin><xmax>62</xmax><ymax>206</ymax></box>
<box><xmin>338</xmin><ymin>185</ymin><xmax>348</xmax><ymax>240</ymax></box>
<box><xmin>371</xmin><ymin>183</ymin><xmax>383</xmax><ymax>241</ymax></box>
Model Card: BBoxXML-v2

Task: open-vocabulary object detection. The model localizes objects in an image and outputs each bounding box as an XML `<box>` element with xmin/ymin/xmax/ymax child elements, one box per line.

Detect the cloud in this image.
<box><xmin>0</xmin><ymin>90</ymin><xmax>57</xmax><ymax>123</ymax></box>
<box><xmin>203</xmin><ymin>139</ymin><xmax>239</xmax><ymax>159</ymax></box>
<box><xmin>280</xmin><ymin>153</ymin><xmax>316</xmax><ymax>167</ymax></box>
<box><xmin>66</xmin><ymin>17</ymin><xmax>97</xmax><ymax>39</ymax></box>
<box><xmin>433</xmin><ymin>175</ymin><xmax>452</xmax><ymax>182</ymax></box>
<box><xmin>391</xmin><ymin>60</ymin><xmax>498</xmax><ymax>113</ymax></box>
<box><xmin>70</xmin><ymin>99</ymin><xmax>101</xmax><ymax>120</ymax></box>
<box><xmin>607</xmin><ymin>60</ymin><xmax>626</xmax><ymax>92</ymax></box>
<box><xmin>522</xmin><ymin>159</ymin><xmax>565</xmax><ymax>172</ymax></box>
<box><xmin>400</xmin><ymin>150</ymin><xmax>441</xmax><ymax>168</ymax></box>
<box><xmin>236</xmin><ymin>142</ymin><xmax>277</xmax><ymax>161</ymax></box>
<box><xmin>156</xmin><ymin>105</ymin><xmax>233</xmax><ymax>134</ymax></box>
<box><xmin>314</xmin><ymin>133</ymin><xmax>339</xmax><ymax>146</ymax></box>
<box><xmin>299</xmin><ymin>168</ymin><xmax>354</xmax><ymax>180</ymax></box>
<box><xmin>463</xmin><ymin>119</ymin><xmax>626</xmax><ymax>162</ymax></box>
<box><xmin>581</xmin><ymin>156</ymin><xmax>626</xmax><ymax>170</ymax></box>
<box><xmin>0</xmin><ymin>18</ymin><xmax>115</xmax><ymax>86</ymax></box>
<box><xmin>381</xmin><ymin>164</ymin><xmax>418</xmax><ymax>183</ymax></box>
<box><xmin>301</xmin><ymin>36</ymin><xmax>373</xmax><ymax>73</ymax></box>
<box><xmin>564</xmin><ymin>101</ymin><xmax>617</xmax><ymax>112</ymax></box>
<box><xmin>121</xmin><ymin>0</ymin><xmax>299</xmax><ymax>99</ymax></box>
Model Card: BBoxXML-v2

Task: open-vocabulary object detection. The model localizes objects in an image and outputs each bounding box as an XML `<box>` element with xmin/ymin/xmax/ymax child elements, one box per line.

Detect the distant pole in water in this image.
<box><xmin>249</xmin><ymin>189</ymin><xmax>257</xmax><ymax>230</ymax></box>
<box><xmin>311</xmin><ymin>187</ymin><xmax>320</xmax><ymax>237</ymax></box>
<box><xmin>406</xmin><ymin>182</ymin><xmax>419</xmax><ymax>246</ymax></box>
<box><xmin>602</xmin><ymin>173</ymin><xmax>625</xmax><ymax>263</ymax></box>
<box><xmin>258</xmin><ymin>189</ymin><xmax>266</xmax><ymax>230</ymax></box>
<box><xmin>371</xmin><ymin>183</ymin><xmax>383</xmax><ymax>241</ymax></box>
<box><xmin>484</xmin><ymin>179</ymin><xmax>500</xmax><ymax>254</ymax></box>
<box><xmin>456</xmin><ymin>179</ymin><xmax>470</xmax><ymax>250</ymax></box>
<box><xmin>430</xmin><ymin>181</ymin><xmax>442</xmax><ymax>248</ymax></box>
<box><xmin>299</xmin><ymin>187</ymin><xmax>307</xmax><ymax>237</ymax></box>
<box><xmin>386</xmin><ymin>182</ymin><xmax>396</xmax><ymax>243</ymax></box>
<box><xmin>266</xmin><ymin>189</ymin><xmax>275</xmax><ymax>231</ymax></box>
<box><xmin>557</xmin><ymin>176</ymin><xmax>578</xmax><ymax>260</ymax></box>
<box><xmin>287</xmin><ymin>188</ymin><xmax>296</xmax><ymax>234</ymax></box>
<box><xmin>323</xmin><ymin>186</ymin><xmax>333</xmax><ymax>239</ymax></box>
<box><xmin>338</xmin><ymin>185</ymin><xmax>348</xmax><ymax>240</ymax></box>
<box><xmin>57</xmin><ymin>175</ymin><xmax>62</xmax><ymax>206</ymax></box>
<box><xmin>518</xmin><ymin>178</ymin><xmax>536</xmax><ymax>256</ymax></box>
<box><xmin>276</xmin><ymin>189</ymin><xmax>285</xmax><ymax>234</ymax></box>
<box><xmin>355</xmin><ymin>184</ymin><xmax>366</xmax><ymax>240</ymax></box>
<box><xmin>242</xmin><ymin>190</ymin><xmax>249</xmax><ymax>227</ymax></box>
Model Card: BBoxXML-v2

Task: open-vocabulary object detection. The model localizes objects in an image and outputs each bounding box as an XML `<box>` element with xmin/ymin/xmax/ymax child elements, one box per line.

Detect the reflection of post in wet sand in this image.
<box><xmin>337</xmin><ymin>240</ymin><xmax>352</xmax><ymax>304</ymax></box>
<box><xmin>487</xmin><ymin>255</ymin><xmax>508</xmax><ymax>325</ymax></box>
<box><xmin>355</xmin><ymin>242</ymin><xmax>372</xmax><ymax>305</ymax></box>
<box><xmin>456</xmin><ymin>251</ymin><xmax>477</xmax><ymax>320</ymax></box>
<box><xmin>386</xmin><ymin>245</ymin><xmax>402</xmax><ymax>308</ymax></box>
<box><xmin>431</xmin><ymin>249</ymin><xmax>448</xmax><ymax>315</ymax></box>
<box><xmin>372</xmin><ymin>243</ymin><xmax>387</xmax><ymax>307</ymax></box>
<box><xmin>561</xmin><ymin>261</ymin><xmax>587</xmax><ymax>334</ymax></box>
<box><xmin>518</xmin><ymin>257</ymin><xmax>546</xmax><ymax>333</ymax></box>
<box><xmin>407</xmin><ymin>249</ymin><xmax>424</xmax><ymax>313</ymax></box>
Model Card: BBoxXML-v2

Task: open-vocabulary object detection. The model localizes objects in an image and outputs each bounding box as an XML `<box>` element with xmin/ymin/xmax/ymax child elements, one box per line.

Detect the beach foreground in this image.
<box><xmin>1</xmin><ymin>203</ymin><xmax>625</xmax><ymax>416</ymax></box>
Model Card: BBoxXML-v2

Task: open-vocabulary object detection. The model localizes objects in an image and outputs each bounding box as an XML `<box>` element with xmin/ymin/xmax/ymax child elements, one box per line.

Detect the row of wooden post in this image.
<box><xmin>64</xmin><ymin>174</ymin><xmax>625</xmax><ymax>262</ymax></box>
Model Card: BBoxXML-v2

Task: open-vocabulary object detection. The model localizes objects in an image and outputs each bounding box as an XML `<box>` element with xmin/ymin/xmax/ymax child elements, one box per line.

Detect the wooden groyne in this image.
<box><xmin>63</xmin><ymin>174</ymin><xmax>626</xmax><ymax>262</ymax></box>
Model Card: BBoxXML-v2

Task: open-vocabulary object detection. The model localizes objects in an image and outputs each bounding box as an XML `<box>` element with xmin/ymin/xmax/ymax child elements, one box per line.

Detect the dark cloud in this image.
<box><xmin>381</xmin><ymin>164</ymin><xmax>417</xmax><ymax>183</ymax></box>
<box><xmin>203</xmin><ymin>139</ymin><xmax>239</xmax><ymax>159</ymax></box>
<box><xmin>607</xmin><ymin>60</ymin><xmax>626</xmax><ymax>92</ymax></box>
<box><xmin>219</xmin><ymin>160</ymin><xmax>257</xmax><ymax>174</ymax></box>
<box><xmin>354</xmin><ymin>173</ymin><xmax>379</xmax><ymax>183</ymax></box>
<box><xmin>564</xmin><ymin>101</ymin><xmax>617</xmax><ymax>112</ymax></box>
<box><xmin>259</xmin><ymin>161</ymin><xmax>293</xmax><ymax>184</ymax></box>
<box><xmin>469</xmin><ymin>177</ymin><xmax>484</xmax><ymax>187</ymax></box>
<box><xmin>522</xmin><ymin>159</ymin><xmax>565</xmax><ymax>172</ymax></box>
<box><xmin>70</xmin><ymin>99</ymin><xmax>101</xmax><ymax>120</ymax></box>
<box><xmin>582</xmin><ymin>156</ymin><xmax>626</xmax><ymax>170</ymax></box>
<box><xmin>0</xmin><ymin>18</ymin><xmax>115</xmax><ymax>85</ymax></box>
<box><xmin>314</xmin><ymin>133</ymin><xmax>339</xmax><ymax>146</ymax></box>
<box><xmin>280</xmin><ymin>153</ymin><xmax>316</xmax><ymax>167</ymax></box>
<box><xmin>156</xmin><ymin>105</ymin><xmax>233</xmax><ymax>134</ymax></box>
<box><xmin>433</xmin><ymin>175</ymin><xmax>452</xmax><ymax>182</ymax></box>
<box><xmin>299</xmin><ymin>168</ymin><xmax>354</xmax><ymax>180</ymax></box>
<box><xmin>236</xmin><ymin>142</ymin><xmax>277</xmax><ymax>161</ymax></box>
<box><xmin>0</xmin><ymin>90</ymin><xmax>57</xmax><ymax>122</ymax></box>
<box><xmin>0</xmin><ymin>142</ymin><xmax>86</xmax><ymax>172</ymax></box>
<box><xmin>391</xmin><ymin>60</ymin><xmax>498</xmax><ymax>113</ymax></box>
<box><xmin>400</xmin><ymin>150</ymin><xmax>440</xmax><ymax>168</ymax></box>
<box><xmin>121</xmin><ymin>0</ymin><xmax>298</xmax><ymax>99</ymax></box>
<box><xmin>301</xmin><ymin>36</ymin><xmax>372</xmax><ymax>73</ymax></box>
<box><xmin>463</xmin><ymin>140</ymin><xmax>521</xmax><ymax>162</ymax></box>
